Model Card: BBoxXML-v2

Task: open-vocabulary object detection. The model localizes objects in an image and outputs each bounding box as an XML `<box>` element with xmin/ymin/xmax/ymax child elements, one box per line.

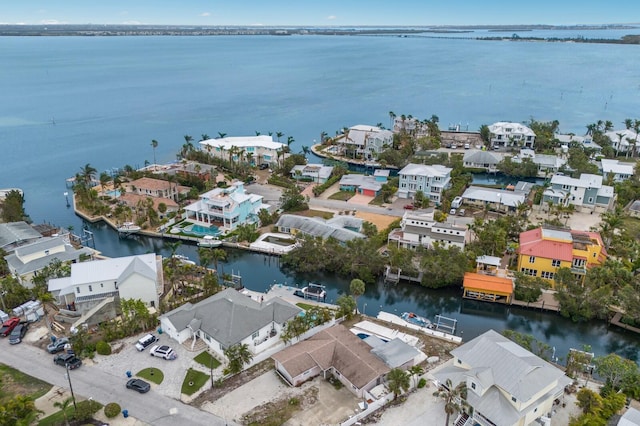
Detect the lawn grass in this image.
<box><xmin>328</xmin><ymin>191</ymin><xmax>354</xmax><ymax>201</ymax></box>
<box><xmin>181</xmin><ymin>368</ymin><xmax>209</xmax><ymax>396</ymax></box>
<box><xmin>194</xmin><ymin>351</ymin><xmax>221</xmax><ymax>370</ymax></box>
<box><xmin>622</xmin><ymin>216</ymin><xmax>640</xmax><ymax>240</ymax></box>
<box><xmin>0</xmin><ymin>364</ymin><xmax>52</xmax><ymax>404</ymax></box>
<box><xmin>136</xmin><ymin>367</ymin><xmax>164</xmax><ymax>385</ymax></box>
<box><xmin>295</xmin><ymin>302</ymin><xmax>316</xmax><ymax>311</ymax></box>
<box><xmin>369</xmin><ymin>195</ymin><xmax>385</xmax><ymax>206</ymax></box>
<box><xmin>291</xmin><ymin>209</ymin><xmax>334</xmax><ymax>219</ymax></box>
<box><xmin>38</xmin><ymin>399</ymin><xmax>103</xmax><ymax>426</ymax></box>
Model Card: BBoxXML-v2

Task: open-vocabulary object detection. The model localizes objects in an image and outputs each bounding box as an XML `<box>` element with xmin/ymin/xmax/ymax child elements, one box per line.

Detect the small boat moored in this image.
<box><xmin>171</xmin><ymin>254</ymin><xmax>196</xmax><ymax>266</ymax></box>
<box><xmin>401</xmin><ymin>312</ymin><xmax>434</xmax><ymax>329</ymax></box>
<box><xmin>117</xmin><ymin>222</ymin><xmax>141</xmax><ymax>236</ymax></box>
<box><xmin>198</xmin><ymin>235</ymin><xmax>222</xmax><ymax>248</ymax></box>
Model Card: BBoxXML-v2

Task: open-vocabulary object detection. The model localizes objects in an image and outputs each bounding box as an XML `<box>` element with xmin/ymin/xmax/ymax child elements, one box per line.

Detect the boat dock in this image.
<box><xmin>377</xmin><ymin>311</ymin><xmax>462</xmax><ymax>344</ymax></box>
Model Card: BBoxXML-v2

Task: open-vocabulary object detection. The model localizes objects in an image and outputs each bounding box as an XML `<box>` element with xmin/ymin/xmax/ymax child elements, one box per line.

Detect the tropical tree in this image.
<box><xmin>53</xmin><ymin>396</ymin><xmax>74</xmax><ymax>426</ymax></box>
<box><xmin>336</xmin><ymin>294</ymin><xmax>356</xmax><ymax>319</ymax></box>
<box><xmin>434</xmin><ymin>379</ymin><xmax>468</xmax><ymax>426</ymax></box>
<box><xmin>79</xmin><ymin>163</ymin><xmax>97</xmax><ymax>185</ymax></box>
<box><xmin>386</xmin><ymin>368</ymin><xmax>410</xmax><ymax>400</ymax></box>
<box><xmin>593</xmin><ymin>353</ymin><xmax>638</xmax><ymax>390</ymax></box>
<box><xmin>408</xmin><ymin>365</ymin><xmax>424</xmax><ymax>388</ymax></box>
<box><xmin>276</xmin><ymin>131</ymin><xmax>284</xmax><ymax>142</ymax></box>
<box><xmin>165</xmin><ymin>241</ymin><xmax>182</xmax><ymax>269</ymax></box>
<box><xmin>99</xmin><ymin>171</ymin><xmax>112</xmax><ymax>192</ymax></box>
<box><xmin>350</xmin><ymin>279</ymin><xmax>365</xmax><ymax>314</ymax></box>
<box><xmin>223</xmin><ymin>343</ymin><xmax>253</xmax><ymax>375</ymax></box>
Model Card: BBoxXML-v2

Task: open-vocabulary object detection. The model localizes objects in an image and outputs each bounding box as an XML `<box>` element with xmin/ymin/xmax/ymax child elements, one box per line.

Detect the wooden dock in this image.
<box><xmin>510</xmin><ymin>291</ymin><xmax>561</xmax><ymax>312</ymax></box>
<box><xmin>609</xmin><ymin>312</ymin><xmax>640</xmax><ymax>334</ymax></box>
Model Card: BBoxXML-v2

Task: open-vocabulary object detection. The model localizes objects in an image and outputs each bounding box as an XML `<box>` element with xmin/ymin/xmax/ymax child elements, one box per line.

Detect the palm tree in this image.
<box><xmin>350</xmin><ymin>279</ymin><xmax>365</xmax><ymax>314</ymax></box>
<box><xmin>99</xmin><ymin>171</ymin><xmax>112</xmax><ymax>193</ymax></box>
<box><xmin>224</xmin><ymin>343</ymin><xmax>253</xmax><ymax>375</ymax></box>
<box><xmin>200</xmin><ymin>134</ymin><xmax>210</xmax><ymax>141</ymax></box>
<box><xmin>286</xmin><ymin>136</ymin><xmax>295</xmax><ymax>153</ymax></box>
<box><xmin>434</xmin><ymin>378</ymin><xmax>468</xmax><ymax>426</ymax></box>
<box><xmin>79</xmin><ymin>163</ymin><xmax>97</xmax><ymax>185</ymax></box>
<box><xmin>53</xmin><ymin>396</ymin><xmax>74</xmax><ymax>426</ymax></box>
<box><xmin>182</xmin><ymin>134</ymin><xmax>194</xmax><ymax>157</ymax></box>
<box><xmin>301</xmin><ymin>145</ymin><xmax>310</xmax><ymax>157</ymax></box>
<box><xmin>165</xmin><ymin>241</ymin><xmax>182</xmax><ymax>269</ymax></box>
<box><xmin>246</xmin><ymin>152</ymin><xmax>254</xmax><ymax>166</ymax></box>
<box><xmin>408</xmin><ymin>365</ymin><xmax>424</xmax><ymax>388</ymax></box>
<box><xmin>255</xmin><ymin>130</ymin><xmax>261</xmax><ymax>136</ymax></box>
<box><xmin>151</xmin><ymin>139</ymin><xmax>158</xmax><ymax>170</ymax></box>
<box><xmin>386</xmin><ymin>368</ymin><xmax>410</xmax><ymax>400</ymax></box>
<box><xmin>389</xmin><ymin>111</ymin><xmax>396</xmax><ymax>129</ymax></box>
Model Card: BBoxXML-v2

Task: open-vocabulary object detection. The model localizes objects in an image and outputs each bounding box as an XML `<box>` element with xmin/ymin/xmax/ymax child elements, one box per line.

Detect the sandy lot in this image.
<box><xmin>355</xmin><ymin>211</ymin><xmax>399</xmax><ymax>230</ymax></box>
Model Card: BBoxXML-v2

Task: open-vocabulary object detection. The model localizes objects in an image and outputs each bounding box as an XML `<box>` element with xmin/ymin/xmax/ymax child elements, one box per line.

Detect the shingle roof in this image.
<box><xmin>0</xmin><ymin>222</ymin><xmax>42</xmax><ymax>250</ymax></box>
<box><xmin>272</xmin><ymin>324</ymin><xmax>390</xmax><ymax>389</ymax></box>
<box><xmin>162</xmin><ymin>288</ymin><xmax>301</xmax><ymax>348</ymax></box>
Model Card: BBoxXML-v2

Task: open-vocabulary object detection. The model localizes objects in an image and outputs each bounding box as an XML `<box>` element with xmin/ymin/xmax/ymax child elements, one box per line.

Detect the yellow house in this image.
<box><xmin>517</xmin><ymin>227</ymin><xmax>606</xmax><ymax>286</ymax></box>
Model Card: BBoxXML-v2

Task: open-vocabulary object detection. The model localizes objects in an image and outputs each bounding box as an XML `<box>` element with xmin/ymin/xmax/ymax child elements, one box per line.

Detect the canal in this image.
<box><xmin>83</xmin><ymin>219</ymin><xmax>640</xmax><ymax>365</ymax></box>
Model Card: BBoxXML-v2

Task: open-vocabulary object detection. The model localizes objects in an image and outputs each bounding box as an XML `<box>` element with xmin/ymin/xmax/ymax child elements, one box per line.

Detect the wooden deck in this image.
<box><xmin>610</xmin><ymin>312</ymin><xmax>640</xmax><ymax>334</ymax></box>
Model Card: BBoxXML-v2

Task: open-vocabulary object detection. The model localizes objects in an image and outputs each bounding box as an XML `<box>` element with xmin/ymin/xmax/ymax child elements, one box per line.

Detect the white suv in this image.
<box><xmin>149</xmin><ymin>345</ymin><xmax>177</xmax><ymax>360</ymax></box>
<box><xmin>135</xmin><ymin>334</ymin><xmax>157</xmax><ymax>351</ymax></box>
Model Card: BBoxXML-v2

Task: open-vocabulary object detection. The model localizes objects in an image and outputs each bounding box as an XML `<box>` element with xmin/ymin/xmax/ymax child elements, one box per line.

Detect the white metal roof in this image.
<box><xmin>399</xmin><ymin>163</ymin><xmax>452</xmax><ymax>177</ymax></box>
<box><xmin>489</xmin><ymin>122</ymin><xmax>536</xmax><ymax>137</ymax></box>
<box><xmin>461</xmin><ymin>186</ymin><xmax>525</xmax><ymax>207</ymax></box>
<box><xmin>200</xmin><ymin>135</ymin><xmax>285</xmax><ymax>151</ymax></box>
<box><xmin>601</xmin><ymin>159</ymin><xmax>634</xmax><ymax>175</ymax></box>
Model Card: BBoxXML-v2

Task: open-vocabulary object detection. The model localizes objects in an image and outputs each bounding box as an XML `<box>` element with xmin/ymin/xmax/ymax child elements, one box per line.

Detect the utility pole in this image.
<box><xmin>65</xmin><ymin>364</ymin><xmax>77</xmax><ymax>411</ymax></box>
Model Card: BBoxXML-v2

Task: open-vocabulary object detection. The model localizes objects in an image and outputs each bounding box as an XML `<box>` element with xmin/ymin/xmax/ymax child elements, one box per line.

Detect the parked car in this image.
<box><xmin>458</xmin><ymin>209</ymin><xmax>466</xmax><ymax>216</ymax></box>
<box><xmin>149</xmin><ymin>345</ymin><xmax>177</xmax><ymax>360</ymax></box>
<box><xmin>135</xmin><ymin>334</ymin><xmax>157</xmax><ymax>351</ymax></box>
<box><xmin>258</xmin><ymin>163</ymin><xmax>269</xmax><ymax>170</ymax></box>
<box><xmin>47</xmin><ymin>337</ymin><xmax>70</xmax><ymax>354</ymax></box>
<box><xmin>9</xmin><ymin>322</ymin><xmax>29</xmax><ymax>344</ymax></box>
<box><xmin>126</xmin><ymin>378</ymin><xmax>151</xmax><ymax>394</ymax></box>
<box><xmin>53</xmin><ymin>353</ymin><xmax>82</xmax><ymax>370</ymax></box>
<box><xmin>464</xmin><ymin>143</ymin><xmax>470</xmax><ymax>149</ymax></box>
<box><xmin>450</xmin><ymin>208</ymin><xmax>457</xmax><ymax>215</ymax></box>
<box><xmin>403</xmin><ymin>204</ymin><xmax>415</xmax><ymax>210</ymax></box>
<box><xmin>0</xmin><ymin>317</ymin><xmax>21</xmax><ymax>337</ymax></box>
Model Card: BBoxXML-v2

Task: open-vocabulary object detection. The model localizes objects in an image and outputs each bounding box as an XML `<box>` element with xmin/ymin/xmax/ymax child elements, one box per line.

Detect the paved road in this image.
<box><xmin>1</xmin><ymin>339</ymin><xmax>231</xmax><ymax>425</ymax></box>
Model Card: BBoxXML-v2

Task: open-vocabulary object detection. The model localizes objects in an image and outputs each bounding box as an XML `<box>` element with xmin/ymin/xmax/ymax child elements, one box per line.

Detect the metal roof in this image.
<box><xmin>276</xmin><ymin>214</ymin><xmax>365</xmax><ymax>243</ymax></box>
<box><xmin>0</xmin><ymin>222</ymin><xmax>42</xmax><ymax>250</ymax></box>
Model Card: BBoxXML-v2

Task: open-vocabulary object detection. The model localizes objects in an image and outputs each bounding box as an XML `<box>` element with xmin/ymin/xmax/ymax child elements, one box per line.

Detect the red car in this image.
<box><xmin>0</xmin><ymin>317</ymin><xmax>21</xmax><ymax>337</ymax></box>
<box><xmin>403</xmin><ymin>204</ymin><xmax>415</xmax><ymax>210</ymax></box>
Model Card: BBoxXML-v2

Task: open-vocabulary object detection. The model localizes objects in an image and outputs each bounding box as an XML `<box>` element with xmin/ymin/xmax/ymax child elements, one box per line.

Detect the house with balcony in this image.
<box><xmin>600</xmin><ymin>159</ymin><xmax>634</xmax><ymax>182</ymax></box>
<box><xmin>397</xmin><ymin>164</ymin><xmax>452</xmax><ymax>203</ymax></box>
<box><xmin>542</xmin><ymin>173</ymin><xmax>614</xmax><ymax>212</ymax></box>
<box><xmin>387</xmin><ymin>211</ymin><xmax>468</xmax><ymax>250</ymax></box>
<box><xmin>463</xmin><ymin>256</ymin><xmax>514</xmax><ymax>304</ymax></box>
<box><xmin>432</xmin><ymin>329</ymin><xmax>571</xmax><ymax>426</ymax></box>
<box><xmin>126</xmin><ymin>177</ymin><xmax>190</xmax><ymax>202</ymax></box>
<box><xmin>290</xmin><ymin>164</ymin><xmax>333</xmax><ymax>184</ymax></box>
<box><xmin>555</xmin><ymin>133</ymin><xmax>601</xmax><ymax>153</ymax></box>
<box><xmin>47</xmin><ymin>253</ymin><xmax>161</xmax><ymax>322</ymax></box>
<box><xmin>200</xmin><ymin>135</ymin><xmax>286</xmax><ymax>167</ymax></box>
<box><xmin>604</xmin><ymin>129</ymin><xmax>639</xmax><ymax>155</ymax></box>
<box><xmin>514</xmin><ymin>149</ymin><xmax>567</xmax><ymax>175</ymax></box>
<box><xmin>489</xmin><ymin>122</ymin><xmax>536</xmax><ymax>149</ymax></box>
<box><xmin>463</xmin><ymin>150</ymin><xmax>501</xmax><ymax>172</ymax></box>
<box><xmin>4</xmin><ymin>235</ymin><xmax>93</xmax><ymax>287</ymax></box>
<box><xmin>516</xmin><ymin>227</ymin><xmax>606</xmax><ymax>286</ymax></box>
<box><xmin>182</xmin><ymin>182</ymin><xmax>266</xmax><ymax>232</ymax></box>
<box><xmin>460</xmin><ymin>186</ymin><xmax>527</xmax><ymax>213</ymax></box>
<box><xmin>338</xmin><ymin>125</ymin><xmax>393</xmax><ymax>160</ymax></box>
<box><xmin>160</xmin><ymin>288</ymin><xmax>301</xmax><ymax>359</ymax></box>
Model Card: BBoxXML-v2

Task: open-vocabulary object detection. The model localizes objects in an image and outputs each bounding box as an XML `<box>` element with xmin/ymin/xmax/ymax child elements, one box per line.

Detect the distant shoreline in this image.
<box><xmin>0</xmin><ymin>24</ymin><xmax>638</xmax><ymax>45</ymax></box>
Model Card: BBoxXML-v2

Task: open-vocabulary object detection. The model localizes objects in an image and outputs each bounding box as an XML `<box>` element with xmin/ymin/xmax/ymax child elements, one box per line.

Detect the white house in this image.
<box><xmin>600</xmin><ymin>159</ymin><xmax>634</xmax><ymax>182</ymax></box>
<box><xmin>275</xmin><ymin>214</ymin><xmax>365</xmax><ymax>244</ymax></box>
<box><xmin>47</xmin><ymin>253</ymin><xmax>161</xmax><ymax>315</ymax></box>
<box><xmin>200</xmin><ymin>135</ymin><xmax>286</xmax><ymax>166</ymax></box>
<box><xmin>514</xmin><ymin>149</ymin><xmax>567</xmax><ymax>175</ymax></box>
<box><xmin>182</xmin><ymin>182</ymin><xmax>266</xmax><ymax>232</ymax></box>
<box><xmin>461</xmin><ymin>186</ymin><xmax>527</xmax><ymax>212</ymax></box>
<box><xmin>290</xmin><ymin>164</ymin><xmax>333</xmax><ymax>183</ymax></box>
<box><xmin>0</xmin><ymin>221</ymin><xmax>43</xmax><ymax>253</ymax></box>
<box><xmin>339</xmin><ymin>125</ymin><xmax>393</xmax><ymax>160</ymax></box>
<box><xmin>554</xmin><ymin>133</ymin><xmax>601</xmax><ymax>153</ymax></box>
<box><xmin>489</xmin><ymin>122</ymin><xmax>536</xmax><ymax>149</ymax></box>
<box><xmin>605</xmin><ymin>129</ymin><xmax>639</xmax><ymax>155</ymax></box>
<box><xmin>432</xmin><ymin>329</ymin><xmax>571</xmax><ymax>426</ymax></box>
<box><xmin>543</xmin><ymin>173</ymin><xmax>614</xmax><ymax>211</ymax></box>
<box><xmin>387</xmin><ymin>211</ymin><xmax>468</xmax><ymax>250</ymax></box>
<box><xmin>4</xmin><ymin>236</ymin><xmax>93</xmax><ymax>287</ymax></box>
<box><xmin>463</xmin><ymin>150</ymin><xmax>501</xmax><ymax>172</ymax></box>
<box><xmin>397</xmin><ymin>164</ymin><xmax>452</xmax><ymax>203</ymax></box>
<box><xmin>160</xmin><ymin>288</ymin><xmax>301</xmax><ymax>359</ymax></box>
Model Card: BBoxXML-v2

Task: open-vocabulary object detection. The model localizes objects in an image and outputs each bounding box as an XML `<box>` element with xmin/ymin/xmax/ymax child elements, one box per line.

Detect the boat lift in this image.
<box><xmin>433</xmin><ymin>314</ymin><xmax>457</xmax><ymax>335</ymax></box>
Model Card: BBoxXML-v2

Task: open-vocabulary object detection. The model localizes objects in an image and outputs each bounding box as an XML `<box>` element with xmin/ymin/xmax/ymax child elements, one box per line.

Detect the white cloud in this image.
<box><xmin>327</xmin><ymin>15</ymin><xmax>337</xmax><ymax>20</ymax></box>
<box><xmin>40</xmin><ymin>19</ymin><xmax>63</xmax><ymax>25</ymax></box>
<box><xmin>122</xmin><ymin>20</ymin><xmax>142</xmax><ymax>25</ymax></box>
<box><xmin>200</xmin><ymin>12</ymin><xmax>211</xmax><ymax>17</ymax></box>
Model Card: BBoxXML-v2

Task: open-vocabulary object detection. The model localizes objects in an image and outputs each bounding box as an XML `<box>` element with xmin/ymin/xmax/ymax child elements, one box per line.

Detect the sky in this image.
<box><xmin>1</xmin><ymin>1</ymin><xmax>639</xmax><ymax>27</ymax></box>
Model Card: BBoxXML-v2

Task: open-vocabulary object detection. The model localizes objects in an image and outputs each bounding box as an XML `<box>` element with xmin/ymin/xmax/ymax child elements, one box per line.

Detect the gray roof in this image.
<box><xmin>370</xmin><ymin>338</ymin><xmax>421</xmax><ymax>368</ymax></box>
<box><xmin>630</xmin><ymin>200</ymin><xmax>640</xmax><ymax>212</ymax></box>
<box><xmin>162</xmin><ymin>288</ymin><xmax>301</xmax><ymax>348</ymax></box>
<box><xmin>13</xmin><ymin>236</ymin><xmax>64</xmax><ymax>258</ymax></box>
<box><xmin>619</xmin><ymin>407</ymin><xmax>640</xmax><ymax>426</ymax></box>
<box><xmin>0</xmin><ymin>222</ymin><xmax>42</xmax><ymax>250</ymax></box>
<box><xmin>276</xmin><ymin>214</ymin><xmax>365</xmax><ymax>243</ymax></box>
<box><xmin>402</xmin><ymin>224</ymin><xmax>466</xmax><ymax>244</ymax></box>
<box><xmin>462</xmin><ymin>186</ymin><xmax>525</xmax><ymax>207</ymax></box>
<box><xmin>5</xmin><ymin>237</ymin><xmax>93</xmax><ymax>276</ymax></box>
<box><xmin>463</xmin><ymin>150</ymin><xmax>501</xmax><ymax>165</ymax></box>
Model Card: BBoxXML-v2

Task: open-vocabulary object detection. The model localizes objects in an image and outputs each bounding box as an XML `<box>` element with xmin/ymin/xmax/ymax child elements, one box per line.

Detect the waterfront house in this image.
<box><xmin>118</xmin><ymin>193</ymin><xmax>179</xmax><ymax>219</ymax></box>
<box><xmin>160</xmin><ymin>288</ymin><xmax>301</xmax><ymax>359</ymax></box>
<box><xmin>600</xmin><ymin>159</ymin><xmax>634</xmax><ymax>182</ymax></box>
<box><xmin>47</xmin><ymin>253</ymin><xmax>161</xmax><ymax>319</ymax></box>
<box><xmin>172</xmin><ymin>161</ymin><xmax>216</xmax><ymax>182</ymax></box>
<box><xmin>387</xmin><ymin>211</ymin><xmax>468</xmax><ymax>250</ymax></box>
<box><xmin>290</xmin><ymin>164</ymin><xmax>333</xmax><ymax>183</ymax></box>
<box><xmin>4</xmin><ymin>235</ymin><xmax>93</xmax><ymax>287</ymax></box>
<box><xmin>542</xmin><ymin>173</ymin><xmax>614</xmax><ymax>212</ymax></box>
<box><xmin>462</xmin><ymin>150</ymin><xmax>501</xmax><ymax>172</ymax></box>
<box><xmin>182</xmin><ymin>182</ymin><xmax>266</xmax><ymax>232</ymax></box>
<box><xmin>200</xmin><ymin>135</ymin><xmax>286</xmax><ymax>167</ymax></box>
<box><xmin>488</xmin><ymin>122</ymin><xmax>536</xmax><ymax>149</ymax></box>
<box><xmin>275</xmin><ymin>214</ymin><xmax>365</xmax><ymax>244</ymax></box>
<box><xmin>432</xmin><ymin>329</ymin><xmax>571</xmax><ymax>426</ymax></box>
<box><xmin>516</xmin><ymin>227</ymin><xmax>606</xmax><ymax>286</ymax></box>
<box><xmin>338</xmin><ymin>125</ymin><xmax>393</xmax><ymax>160</ymax></box>
<box><xmin>515</xmin><ymin>149</ymin><xmax>567</xmax><ymax>175</ymax></box>
<box><xmin>393</xmin><ymin>116</ymin><xmax>429</xmax><ymax>137</ymax></box>
<box><xmin>339</xmin><ymin>174</ymin><xmax>383</xmax><ymax>197</ymax></box>
<box><xmin>554</xmin><ymin>133</ymin><xmax>601</xmax><ymax>153</ymax></box>
<box><xmin>126</xmin><ymin>177</ymin><xmax>190</xmax><ymax>202</ymax></box>
<box><xmin>462</xmin><ymin>256</ymin><xmax>514</xmax><ymax>303</ymax></box>
<box><xmin>272</xmin><ymin>324</ymin><xmax>391</xmax><ymax>398</ymax></box>
<box><xmin>460</xmin><ymin>186</ymin><xmax>527</xmax><ymax>213</ymax></box>
<box><xmin>397</xmin><ymin>164</ymin><xmax>452</xmax><ymax>203</ymax></box>
<box><xmin>604</xmin><ymin>129</ymin><xmax>639</xmax><ymax>155</ymax></box>
<box><xmin>0</xmin><ymin>221</ymin><xmax>43</xmax><ymax>253</ymax></box>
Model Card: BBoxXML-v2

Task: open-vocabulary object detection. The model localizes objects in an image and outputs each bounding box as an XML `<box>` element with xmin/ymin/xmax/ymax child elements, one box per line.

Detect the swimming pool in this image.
<box><xmin>356</xmin><ymin>332</ymin><xmax>389</xmax><ymax>343</ymax></box>
<box><xmin>182</xmin><ymin>223</ymin><xmax>221</xmax><ymax>237</ymax></box>
<box><xmin>105</xmin><ymin>189</ymin><xmax>121</xmax><ymax>197</ymax></box>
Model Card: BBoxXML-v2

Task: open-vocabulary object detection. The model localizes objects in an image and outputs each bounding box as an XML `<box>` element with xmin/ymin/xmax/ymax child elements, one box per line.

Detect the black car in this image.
<box><xmin>126</xmin><ymin>378</ymin><xmax>151</xmax><ymax>394</ymax></box>
<box><xmin>9</xmin><ymin>323</ymin><xmax>29</xmax><ymax>345</ymax></box>
<box><xmin>258</xmin><ymin>163</ymin><xmax>269</xmax><ymax>170</ymax></box>
<box><xmin>53</xmin><ymin>353</ymin><xmax>82</xmax><ymax>370</ymax></box>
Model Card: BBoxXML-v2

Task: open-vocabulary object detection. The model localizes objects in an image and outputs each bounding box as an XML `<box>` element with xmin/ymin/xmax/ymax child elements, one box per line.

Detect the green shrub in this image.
<box><xmin>96</xmin><ymin>341</ymin><xmax>112</xmax><ymax>355</ymax></box>
<box><xmin>417</xmin><ymin>378</ymin><xmax>427</xmax><ymax>389</ymax></box>
<box><xmin>104</xmin><ymin>402</ymin><xmax>121</xmax><ymax>418</ymax></box>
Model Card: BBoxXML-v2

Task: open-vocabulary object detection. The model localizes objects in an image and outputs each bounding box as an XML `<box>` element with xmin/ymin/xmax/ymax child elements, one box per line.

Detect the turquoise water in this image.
<box><xmin>105</xmin><ymin>189</ymin><xmax>121</xmax><ymax>197</ymax></box>
<box><xmin>183</xmin><ymin>223</ymin><xmax>221</xmax><ymax>237</ymax></box>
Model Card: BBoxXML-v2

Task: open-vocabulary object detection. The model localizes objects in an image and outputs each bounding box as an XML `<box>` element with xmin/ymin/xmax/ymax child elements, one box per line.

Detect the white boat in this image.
<box><xmin>198</xmin><ymin>235</ymin><xmax>222</xmax><ymax>248</ymax></box>
<box><xmin>117</xmin><ymin>222</ymin><xmax>141</xmax><ymax>234</ymax></box>
<box><xmin>172</xmin><ymin>254</ymin><xmax>196</xmax><ymax>266</ymax></box>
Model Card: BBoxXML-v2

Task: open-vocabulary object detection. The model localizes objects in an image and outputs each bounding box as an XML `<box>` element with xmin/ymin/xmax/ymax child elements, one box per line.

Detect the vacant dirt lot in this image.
<box><xmin>354</xmin><ymin>211</ymin><xmax>399</xmax><ymax>230</ymax></box>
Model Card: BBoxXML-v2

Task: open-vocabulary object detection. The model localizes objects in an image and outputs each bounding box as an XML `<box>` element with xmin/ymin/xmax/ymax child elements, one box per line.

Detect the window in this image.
<box><xmin>541</xmin><ymin>271</ymin><xmax>555</xmax><ymax>280</ymax></box>
<box><xmin>552</xmin><ymin>259</ymin><xmax>561</xmax><ymax>267</ymax></box>
<box><xmin>471</xmin><ymin>383</ymin><xmax>476</xmax><ymax>390</ymax></box>
<box><xmin>588</xmin><ymin>197</ymin><xmax>594</xmax><ymax>203</ymax></box>
<box><xmin>520</xmin><ymin>268</ymin><xmax>538</xmax><ymax>277</ymax></box>
<box><xmin>252</xmin><ymin>331</ymin><xmax>259</xmax><ymax>339</ymax></box>
<box><xmin>512</xmin><ymin>396</ymin><xmax>517</xmax><ymax>403</ymax></box>
<box><xmin>76</xmin><ymin>287</ymin><xmax>80</xmax><ymax>294</ymax></box>
<box><xmin>573</xmin><ymin>258</ymin><xmax>586</xmax><ymax>268</ymax></box>
<box><xmin>88</xmin><ymin>285</ymin><xmax>92</xmax><ymax>292</ymax></box>
<box><xmin>529</xmin><ymin>256</ymin><xmax>535</xmax><ymax>263</ymax></box>
<box><xmin>100</xmin><ymin>283</ymin><xmax>104</xmax><ymax>288</ymax></box>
